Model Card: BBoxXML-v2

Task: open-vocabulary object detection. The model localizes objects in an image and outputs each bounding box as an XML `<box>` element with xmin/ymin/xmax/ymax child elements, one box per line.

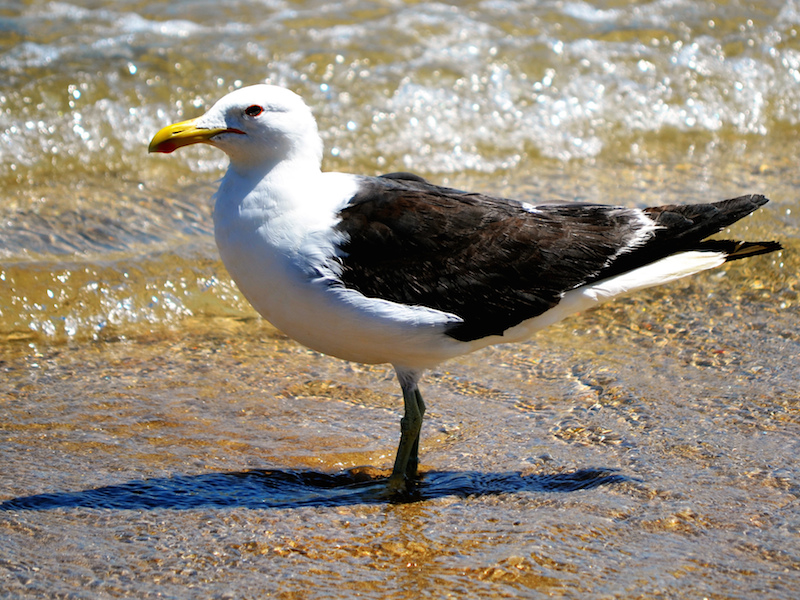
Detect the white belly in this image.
<box><xmin>212</xmin><ymin>172</ymin><xmax>468</xmax><ymax>370</ymax></box>
<box><xmin>219</xmin><ymin>237</ymin><xmax>468</xmax><ymax>368</ymax></box>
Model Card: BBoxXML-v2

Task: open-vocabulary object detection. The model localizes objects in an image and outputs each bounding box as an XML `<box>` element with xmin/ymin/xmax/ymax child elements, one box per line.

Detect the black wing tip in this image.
<box><xmin>720</xmin><ymin>193</ymin><xmax>770</xmax><ymax>213</ymax></box>
<box><xmin>645</xmin><ymin>193</ymin><xmax>775</xmax><ymax>244</ymax></box>
<box><xmin>710</xmin><ymin>195</ymin><xmax>781</xmax><ymax>261</ymax></box>
<box><xmin>706</xmin><ymin>193</ymin><xmax>770</xmax><ymax>218</ymax></box>
<box><xmin>740</xmin><ymin>193</ymin><xmax>769</xmax><ymax>207</ymax></box>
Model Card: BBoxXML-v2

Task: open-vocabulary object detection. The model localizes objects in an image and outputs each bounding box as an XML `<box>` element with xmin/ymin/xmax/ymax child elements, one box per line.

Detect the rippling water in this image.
<box><xmin>2</xmin><ymin>0</ymin><xmax>799</xmax><ymax>342</ymax></box>
<box><xmin>2</xmin><ymin>1</ymin><xmax>799</xmax><ymax>598</ymax></box>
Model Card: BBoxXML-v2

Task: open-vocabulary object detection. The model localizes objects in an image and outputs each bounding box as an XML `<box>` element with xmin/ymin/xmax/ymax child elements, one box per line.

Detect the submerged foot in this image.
<box><xmin>377</xmin><ymin>471</ymin><xmax>423</xmax><ymax>500</ymax></box>
<box><xmin>387</xmin><ymin>472</ymin><xmax>408</xmax><ymax>494</ymax></box>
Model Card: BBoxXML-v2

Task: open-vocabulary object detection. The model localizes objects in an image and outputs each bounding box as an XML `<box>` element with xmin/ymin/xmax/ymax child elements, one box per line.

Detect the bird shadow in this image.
<box><xmin>0</xmin><ymin>468</ymin><xmax>633</xmax><ymax>511</ymax></box>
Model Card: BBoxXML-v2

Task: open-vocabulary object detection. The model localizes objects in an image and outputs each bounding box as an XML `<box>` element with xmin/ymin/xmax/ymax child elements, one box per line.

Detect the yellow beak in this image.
<box><xmin>148</xmin><ymin>118</ymin><xmax>239</xmax><ymax>153</ymax></box>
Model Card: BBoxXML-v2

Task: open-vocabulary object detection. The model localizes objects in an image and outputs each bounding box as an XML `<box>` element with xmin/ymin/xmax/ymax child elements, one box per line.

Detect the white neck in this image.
<box><xmin>214</xmin><ymin>158</ymin><xmax>322</xmax><ymax>225</ymax></box>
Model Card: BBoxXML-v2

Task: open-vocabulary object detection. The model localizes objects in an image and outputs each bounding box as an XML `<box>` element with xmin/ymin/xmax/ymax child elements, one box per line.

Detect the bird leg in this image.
<box><xmin>388</xmin><ymin>378</ymin><xmax>426</xmax><ymax>493</ymax></box>
<box><xmin>405</xmin><ymin>388</ymin><xmax>426</xmax><ymax>479</ymax></box>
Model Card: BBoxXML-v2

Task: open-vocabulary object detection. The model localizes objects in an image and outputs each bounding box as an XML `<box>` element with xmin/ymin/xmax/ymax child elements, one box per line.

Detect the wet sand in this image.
<box><xmin>2</xmin><ymin>150</ymin><xmax>798</xmax><ymax>600</ymax></box>
<box><xmin>2</xmin><ymin>1</ymin><xmax>800</xmax><ymax>597</ymax></box>
<box><xmin>3</xmin><ymin>264</ymin><xmax>799</xmax><ymax>598</ymax></box>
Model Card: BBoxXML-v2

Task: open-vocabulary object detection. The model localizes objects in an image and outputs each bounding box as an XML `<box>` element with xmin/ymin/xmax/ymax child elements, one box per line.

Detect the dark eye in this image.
<box><xmin>244</xmin><ymin>105</ymin><xmax>263</xmax><ymax>117</ymax></box>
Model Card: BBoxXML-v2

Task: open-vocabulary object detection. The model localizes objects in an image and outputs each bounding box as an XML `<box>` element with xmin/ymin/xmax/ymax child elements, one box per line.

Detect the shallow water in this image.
<box><xmin>1</xmin><ymin>1</ymin><xmax>799</xmax><ymax>598</ymax></box>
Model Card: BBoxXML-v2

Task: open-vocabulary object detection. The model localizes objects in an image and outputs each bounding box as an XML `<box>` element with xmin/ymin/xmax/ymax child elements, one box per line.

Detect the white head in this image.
<box><xmin>149</xmin><ymin>84</ymin><xmax>323</xmax><ymax>175</ymax></box>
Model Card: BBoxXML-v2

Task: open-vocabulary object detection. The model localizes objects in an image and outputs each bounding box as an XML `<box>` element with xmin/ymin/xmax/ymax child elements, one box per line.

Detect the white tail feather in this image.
<box><xmin>582</xmin><ymin>250</ymin><xmax>728</xmax><ymax>302</ymax></box>
<box><xmin>500</xmin><ymin>251</ymin><xmax>727</xmax><ymax>344</ymax></box>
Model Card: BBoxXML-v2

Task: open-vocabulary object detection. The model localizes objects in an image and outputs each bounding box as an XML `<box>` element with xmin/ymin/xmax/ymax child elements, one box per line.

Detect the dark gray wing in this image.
<box><xmin>334</xmin><ymin>175</ymin><xmax>775</xmax><ymax>342</ymax></box>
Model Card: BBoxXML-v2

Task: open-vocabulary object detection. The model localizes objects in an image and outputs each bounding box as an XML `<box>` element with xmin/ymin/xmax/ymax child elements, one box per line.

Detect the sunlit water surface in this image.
<box><xmin>1</xmin><ymin>1</ymin><xmax>799</xmax><ymax>598</ymax></box>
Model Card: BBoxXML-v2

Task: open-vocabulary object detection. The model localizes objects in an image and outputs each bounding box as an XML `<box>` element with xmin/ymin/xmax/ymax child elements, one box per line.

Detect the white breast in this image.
<box><xmin>212</xmin><ymin>169</ymin><xmax>467</xmax><ymax>369</ymax></box>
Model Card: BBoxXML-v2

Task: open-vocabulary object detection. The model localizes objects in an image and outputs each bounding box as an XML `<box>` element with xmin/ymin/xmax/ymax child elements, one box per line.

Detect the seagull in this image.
<box><xmin>149</xmin><ymin>84</ymin><xmax>781</xmax><ymax>493</ymax></box>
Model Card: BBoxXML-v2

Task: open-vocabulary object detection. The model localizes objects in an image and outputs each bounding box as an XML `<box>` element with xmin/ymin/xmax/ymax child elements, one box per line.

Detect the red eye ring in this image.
<box><xmin>244</xmin><ymin>105</ymin><xmax>263</xmax><ymax>117</ymax></box>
